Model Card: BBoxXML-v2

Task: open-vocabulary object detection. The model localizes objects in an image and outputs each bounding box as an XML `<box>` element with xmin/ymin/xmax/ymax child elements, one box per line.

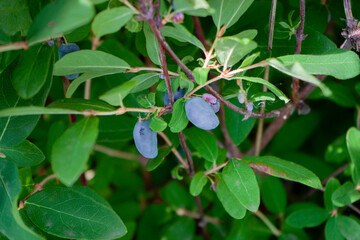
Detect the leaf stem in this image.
<box><xmin>253</xmin><ymin>210</ymin><xmax>281</xmax><ymax>237</ymax></box>
<box><xmin>0</xmin><ymin>41</ymin><xmax>27</xmax><ymax>52</ymax></box>
<box><xmin>157</xmin><ymin>132</ymin><xmax>189</xmax><ymax>169</ymax></box>
<box><xmin>22</xmin><ymin>174</ymin><xmax>57</xmax><ymax>203</ymax></box>
<box><xmin>204</xmin><ymin>161</ymin><xmax>229</xmax><ymax>175</ymax></box>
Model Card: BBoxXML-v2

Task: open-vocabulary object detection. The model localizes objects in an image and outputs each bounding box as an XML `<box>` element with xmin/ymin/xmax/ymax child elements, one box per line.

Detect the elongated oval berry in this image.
<box><xmin>164</xmin><ymin>88</ymin><xmax>186</xmax><ymax>105</ymax></box>
<box><xmin>58</xmin><ymin>43</ymin><xmax>80</xmax><ymax>80</ymax></box>
<box><xmin>133</xmin><ymin>120</ymin><xmax>158</xmax><ymax>158</ymax></box>
<box><xmin>185</xmin><ymin>97</ymin><xmax>219</xmax><ymax>130</ymax></box>
<box><xmin>202</xmin><ymin>93</ymin><xmax>220</xmax><ymax>113</ymax></box>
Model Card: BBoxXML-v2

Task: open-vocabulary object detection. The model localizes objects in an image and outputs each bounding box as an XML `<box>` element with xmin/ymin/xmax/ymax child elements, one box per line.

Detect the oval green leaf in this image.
<box><xmin>189</xmin><ymin>171</ymin><xmax>208</xmax><ymax>196</ymax></box>
<box><xmin>25</xmin><ymin>186</ymin><xmax>127</xmax><ymax>239</ymax></box>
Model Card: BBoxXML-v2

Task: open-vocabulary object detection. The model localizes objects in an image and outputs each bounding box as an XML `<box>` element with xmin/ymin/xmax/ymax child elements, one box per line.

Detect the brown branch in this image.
<box><xmin>267</xmin><ymin>0</ymin><xmax>277</xmax><ymax>51</ymax></box>
<box><xmin>157</xmin><ymin>132</ymin><xmax>189</xmax><ymax>169</ymax></box>
<box><xmin>159</xmin><ymin>43</ymin><xmax>174</xmax><ymax>106</ymax></box>
<box><xmin>292</xmin><ymin>0</ymin><xmax>307</xmax><ymax>100</ymax></box>
<box><xmin>21</xmin><ymin>174</ymin><xmax>57</xmax><ymax>203</ymax></box>
<box><xmin>192</xmin><ymin>16</ymin><xmax>207</xmax><ymax>49</ymax></box>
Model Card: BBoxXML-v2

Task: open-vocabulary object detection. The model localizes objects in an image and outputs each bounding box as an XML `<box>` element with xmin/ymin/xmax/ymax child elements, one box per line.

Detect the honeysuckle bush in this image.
<box><xmin>1</xmin><ymin>0</ymin><xmax>360</xmax><ymax>239</ymax></box>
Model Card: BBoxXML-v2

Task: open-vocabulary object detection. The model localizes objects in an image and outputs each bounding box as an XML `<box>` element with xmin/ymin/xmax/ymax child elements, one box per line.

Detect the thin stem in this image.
<box><xmin>159</xmin><ymin>42</ymin><xmax>174</xmax><ymax>106</ymax></box>
<box><xmin>344</xmin><ymin>0</ymin><xmax>353</xmax><ymax>21</ymax></box>
<box><xmin>178</xmin><ymin>132</ymin><xmax>194</xmax><ymax>176</ymax></box>
<box><xmin>120</xmin><ymin>0</ymin><xmax>140</xmax><ymax>14</ymax></box>
<box><xmin>357</xmin><ymin>106</ymin><xmax>360</xmax><ymax>129</ymax></box>
<box><xmin>0</xmin><ymin>41</ymin><xmax>27</xmax><ymax>52</ymax></box>
<box><xmin>253</xmin><ymin>210</ymin><xmax>281</xmax><ymax>237</ymax></box>
<box><xmin>83</xmin><ymin>106</ymin><xmax>166</xmax><ymax>116</ymax></box>
<box><xmin>192</xmin><ymin>16</ymin><xmax>207</xmax><ymax>49</ymax></box>
<box><xmin>93</xmin><ymin>144</ymin><xmax>139</xmax><ymax>160</ymax></box>
<box><xmin>84</xmin><ymin>37</ymin><xmax>100</xmax><ymax>99</ymax></box>
<box><xmin>22</xmin><ymin>174</ymin><xmax>57</xmax><ymax>202</ymax></box>
<box><xmin>267</xmin><ymin>0</ymin><xmax>277</xmax><ymax>51</ymax></box>
<box><xmin>292</xmin><ymin>0</ymin><xmax>306</xmax><ymax>100</ymax></box>
<box><xmin>147</xmin><ymin>18</ymin><xmax>195</xmax><ymax>81</ymax></box>
<box><xmin>176</xmin><ymin>208</ymin><xmax>221</xmax><ymax>224</ymax></box>
<box><xmin>204</xmin><ymin>161</ymin><xmax>229</xmax><ymax>175</ymax></box>
<box><xmin>157</xmin><ymin>132</ymin><xmax>189</xmax><ymax>169</ymax></box>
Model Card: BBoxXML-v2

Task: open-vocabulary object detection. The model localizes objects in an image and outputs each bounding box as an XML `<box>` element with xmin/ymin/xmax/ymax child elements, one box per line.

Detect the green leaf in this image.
<box><xmin>12</xmin><ymin>44</ymin><xmax>53</xmax><ymax>99</ymax></box>
<box><xmin>184</xmin><ymin>127</ymin><xmax>218</xmax><ymax>162</ymax></box>
<box><xmin>193</xmin><ymin>67</ymin><xmax>210</xmax><ymax>85</ymax></box>
<box><xmin>0</xmin><ymin>160</ymin><xmax>43</xmax><ymax>240</ymax></box>
<box><xmin>143</xmin><ymin>22</ymin><xmax>160</xmax><ymax>65</ymax></box>
<box><xmin>231</xmin><ymin>76</ymin><xmax>290</xmax><ymax>103</ymax></box>
<box><xmin>92</xmin><ymin>7</ymin><xmax>133</xmax><ymax>38</ymax></box>
<box><xmin>209</xmin><ymin>0</ymin><xmax>254</xmax><ymax>29</ymax></box>
<box><xmin>222</xmin><ymin>159</ymin><xmax>260</xmax><ymax>212</ymax></box>
<box><xmin>145</xmin><ymin>147</ymin><xmax>172</xmax><ymax>171</ymax></box>
<box><xmin>0</xmin><ymin>57</ymin><xmax>52</xmax><ymax>147</ymax></box>
<box><xmin>48</xmin><ymin>98</ymin><xmax>115</xmax><ymax>111</ymax></box>
<box><xmin>286</xmin><ymin>206</ymin><xmax>330</xmax><ymax>228</ymax></box>
<box><xmin>162</xmin><ymin>24</ymin><xmax>206</xmax><ymax>53</ymax></box>
<box><xmin>66</xmin><ymin>72</ymin><xmax>108</xmax><ymax>98</ymax></box>
<box><xmin>268</xmin><ymin>58</ymin><xmax>332</xmax><ymax>97</ymax></box>
<box><xmin>325</xmin><ymin>134</ymin><xmax>350</xmax><ymax>163</ymax></box>
<box><xmin>27</xmin><ymin>0</ymin><xmax>95</xmax><ymax>45</ymax></box>
<box><xmin>53</xmin><ymin>50</ymin><xmax>130</xmax><ymax>76</ymax></box>
<box><xmin>234</xmin><ymin>29</ymin><xmax>258</xmax><ymax>40</ymax></box>
<box><xmin>216</xmin><ymin>174</ymin><xmax>247</xmax><ymax>219</ymax></box>
<box><xmin>215</xmin><ymin>37</ymin><xmax>257</xmax><ymax>67</ymax></box>
<box><xmin>261</xmin><ymin>176</ymin><xmax>287</xmax><ymax>215</ymax></box>
<box><xmin>325</xmin><ymin>217</ymin><xmax>344</xmax><ymax>240</ymax></box>
<box><xmin>130</xmin><ymin>73</ymin><xmax>160</xmax><ymax>93</ymax></box>
<box><xmin>0</xmin><ymin>140</ymin><xmax>44</xmax><ymax>167</ymax></box>
<box><xmin>346</xmin><ymin>127</ymin><xmax>360</xmax><ymax>185</ymax></box>
<box><xmin>331</xmin><ymin>182</ymin><xmax>360</xmax><ymax>207</ymax></box>
<box><xmin>25</xmin><ymin>186</ymin><xmax>127</xmax><ymax>239</ymax></box>
<box><xmin>51</xmin><ymin>117</ymin><xmax>99</xmax><ymax>186</ymax></box>
<box><xmin>189</xmin><ymin>171</ymin><xmax>208</xmax><ymax>196</ymax></box>
<box><xmin>0</xmin><ymin>0</ymin><xmax>31</xmax><ymax>35</ymax></box>
<box><xmin>169</xmin><ymin>99</ymin><xmax>188</xmax><ymax>133</ymax></box>
<box><xmin>249</xmin><ymin>92</ymin><xmax>276</xmax><ymax>102</ymax></box>
<box><xmin>277</xmin><ymin>50</ymin><xmax>360</xmax><ymax>80</ymax></box>
<box><xmin>137</xmin><ymin>93</ymin><xmax>156</xmax><ymax>108</ymax></box>
<box><xmin>97</xmin><ymin>115</ymin><xmax>136</xmax><ymax>143</ymax></box>
<box><xmin>336</xmin><ymin>215</ymin><xmax>360</xmax><ymax>240</ymax></box>
<box><xmin>99</xmin><ymin>81</ymin><xmax>136</xmax><ymax>106</ymax></box>
<box><xmin>173</xmin><ymin>0</ymin><xmax>210</xmax><ymax>17</ymax></box>
<box><xmin>324</xmin><ymin>178</ymin><xmax>341</xmax><ymax>211</ymax></box>
<box><xmin>162</xmin><ymin>217</ymin><xmax>195</xmax><ymax>240</ymax></box>
<box><xmin>242</xmin><ymin>156</ymin><xmax>323</xmax><ymax>189</ymax></box>
<box><xmin>150</xmin><ymin>118</ymin><xmax>167</xmax><ymax>132</ymax></box>
<box><xmin>224</xmin><ymin>99</ymin><xmax>256</xmax><ymax>145</ymax></box>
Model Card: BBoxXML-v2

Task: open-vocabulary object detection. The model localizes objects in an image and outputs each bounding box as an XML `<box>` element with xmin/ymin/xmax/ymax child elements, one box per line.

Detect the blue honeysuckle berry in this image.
<box><xmin>48</xmin><ymin>40</ymin><xmax>54</xmax><ymax>47</ymax></box>
<box><xmin>163</xmin><ymin>88</ymin><xmax>186</xmax><ymax>105</ymax></box>
<box><xmin>133</xmin><ymin>120</ymin><xmax>158</xmax><ymax>158</ymax></box>
<box><xmin>185</xmin><ymin>97</ymin><xmax>219</xmax><ymax>130</ymax></box>
<box><xmin>202</xmin><ymin>93</ymin><xmax>220</xmax><ymax>113</ymax></box>
<box><xmin>58</xmin><ymin>43</ymin><xmax>81</xmax><ymax>80</ymax></box>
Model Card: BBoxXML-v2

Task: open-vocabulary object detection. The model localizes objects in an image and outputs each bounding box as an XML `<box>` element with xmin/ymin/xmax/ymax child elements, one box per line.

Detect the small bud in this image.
<box><xmin>159</xmin><ymin>73</ymin><xmax>165</xmax><ymax>79</ymax></box>
<box><xmin>173</xmin><ymin>12</ymin><xmax>184</xmax><ymax>23</ymax></box>
<box><xmin>202</xmin><ymin>93</ymin><xmax>217</xmax><ymax>104</ymax></box>
<box><xmin>247</xmin><ymin>102</ymin><xmax>254</xmax><ymax>112</ymax></box>
<box><xmin>48</xmin><ymin>40</ymin><xmax>54</xmax><ymax>47</ymax></box>
<box><xmin>238</xmin><ymin>92</ymin><xmax>245</xmax><ymax>104</ymax></box>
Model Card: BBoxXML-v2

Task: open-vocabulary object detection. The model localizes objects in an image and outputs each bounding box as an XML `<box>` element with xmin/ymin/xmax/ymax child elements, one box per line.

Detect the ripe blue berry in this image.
<box><xmin>133</xmin><ymin>120</ymin><xmax>158</xmax><ymax>158</ymax></box>
<box><xmin>58</xmin><ymin>43</ymin><xmax>80</xmax><ymax>80</ymax></box>
<box><xmin>202</xmin><ymin>93</ymin><xmax>220</xmax><ymax>113</ymax></box>
<box><xmin>163</xmin><ymin>88</ymin><xmax>186</xmax><ymax>105</ymax></box>
<box><xmin>247</xmin><ymin>102</ymin><xmax>254</xmax><ymax>112</ymax></box>
<box><xmin>185</xmin><ymin>97</ymin><xmax>219</xmax><ymax>130</ymax></box>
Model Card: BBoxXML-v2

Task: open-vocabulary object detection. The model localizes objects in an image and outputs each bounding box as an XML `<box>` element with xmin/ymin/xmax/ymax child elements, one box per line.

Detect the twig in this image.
<box><xmin>267</xmin><ymin>0</ymin><xmax>277</xmax><ymax>51</ymax></box>
<box><xmin>204</xmin><ymin>161</ymin><xmax>229</xmax><ymax>175</ymax></box>
<box><xmin>83</xmin><ymin>106</ymin><xmax>166</xmax><ymax>116</ymax></box>
<box><xmin>176</xmin><ymin>208</ymin><xmax>221</xmax><ymax>224</ymax></box>
<box><xmin>0</xmin><ymin>41</ymin><xmax>27</xmax><ymax>52</ymax></box>
<box><xmin>253</xmin><ymin>210</ymin><xmax>281</xmax><ymax>237</ymax></box>
<box><xmin>22</xmin><ymin>174</ymin><xmax>57</xmax><ymax>202</ymax></box>
<box><xmin>126</xmin><ymin>67</ymin><xmax>179</xmax><ymax>76</ymax></box>
<box><xmin>159</xmin><ymin>41</ymin><xmax>174</xmax><ymax>106</ymax></box>
<box><xmin>202</xmin><ymin>26</ymin><xmax>226</xmax><ymax>68</ymax></box>
<box><xmin>192</xmin><ymin>16</ymin><xmax>207</xmax><ymax>49</ymax></box>
<box><xmin>292</xmin><ymin>0</ymin><xmax>306</xmax><ymax>100</ymax></box>
<box><xmin>157</xmin><ymin>131</ymin><xmax>189</xmax><ymax>169</ymax></box>
<box><xmin>93</xmin><ymin>144</ymin><xmax>139</xmax><ymax>160</ymax></box>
